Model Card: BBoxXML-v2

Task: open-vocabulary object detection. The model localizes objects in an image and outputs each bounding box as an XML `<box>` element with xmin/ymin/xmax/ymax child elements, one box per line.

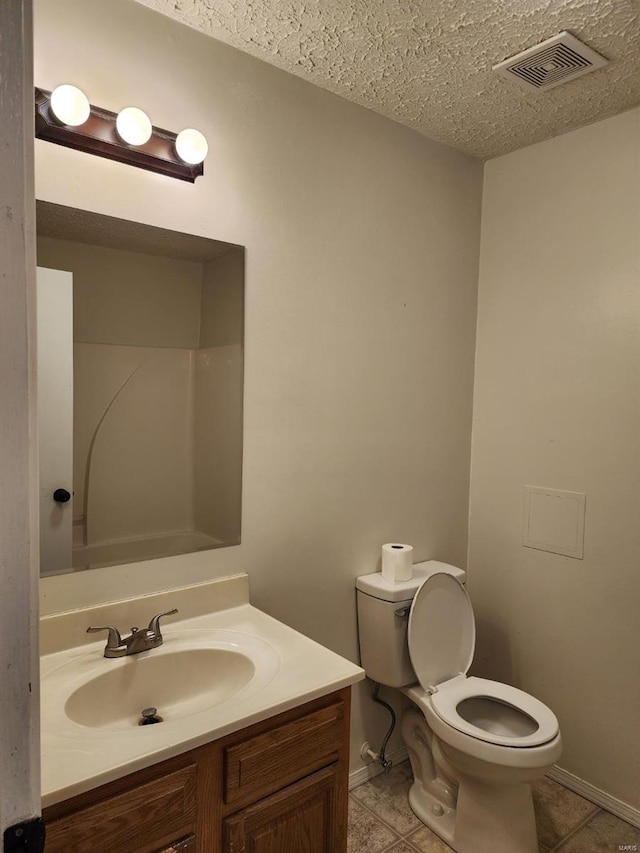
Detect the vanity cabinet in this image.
<box><xmin>42</xmin><ymin>687</ymin><xmax>350</xmax><ymax>853</ymax></box>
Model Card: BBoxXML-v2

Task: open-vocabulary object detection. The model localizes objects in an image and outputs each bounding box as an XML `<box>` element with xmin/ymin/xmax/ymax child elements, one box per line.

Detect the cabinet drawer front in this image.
<box><xmin>224</xmin><ymin>701</ymin><xmax>344</xmax><ymax>807</ymax></box>
<box><xmin>45</xmin><ymin>764</ymin><xmax>197</xmax><ymax>853</ymax></box>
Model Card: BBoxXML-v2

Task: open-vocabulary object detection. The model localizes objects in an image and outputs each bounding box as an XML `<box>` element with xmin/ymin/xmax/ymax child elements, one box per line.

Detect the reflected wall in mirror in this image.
<box><xmin>36</xmin><ymin>201</ymin><xmax>244</xmax><ymax>575</ymax></box>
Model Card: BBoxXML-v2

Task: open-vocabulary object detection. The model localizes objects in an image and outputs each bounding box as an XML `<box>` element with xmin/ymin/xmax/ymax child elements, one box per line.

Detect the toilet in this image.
<box><xmin>356</xmin><ymin>560</ymin><xmax>562</xmax><ymax>853</ymax></box>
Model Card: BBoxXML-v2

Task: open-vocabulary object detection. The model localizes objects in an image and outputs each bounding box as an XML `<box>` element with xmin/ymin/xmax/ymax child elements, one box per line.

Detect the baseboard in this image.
<box><xmin>547</xmin><ymin>765</ymin><xmax>640</xmax><ymax>829</ymax></box>
<box><xmin>349</xmin><ymin>745</ymin><xmax>409</xmax><ymax>790</ymax></box>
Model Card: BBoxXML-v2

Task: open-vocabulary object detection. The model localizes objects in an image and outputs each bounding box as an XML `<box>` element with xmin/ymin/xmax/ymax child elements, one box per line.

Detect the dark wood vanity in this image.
<box><xmin>43</xmin><ymin>687</ymin><xmax>350</xmax><ymax>852</ymax></box>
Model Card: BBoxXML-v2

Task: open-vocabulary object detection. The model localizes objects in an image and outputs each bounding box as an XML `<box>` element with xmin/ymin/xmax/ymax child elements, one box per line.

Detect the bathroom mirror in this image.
<box><xmin>36</xmin><ymin>201</ymin><xmax>244</xmax><ymax>576</ymax></box>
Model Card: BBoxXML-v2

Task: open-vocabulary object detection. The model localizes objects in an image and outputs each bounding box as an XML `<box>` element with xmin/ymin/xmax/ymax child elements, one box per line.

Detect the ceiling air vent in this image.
<box><xmin>493</xmin><ymin>31</ymin><xmax>608</xmax><ymax>92</ymax></box>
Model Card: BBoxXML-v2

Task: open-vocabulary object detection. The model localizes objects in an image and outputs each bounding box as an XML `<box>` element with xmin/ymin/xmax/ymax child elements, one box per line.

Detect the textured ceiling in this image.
<box><xmin>133</xmin><ymin>0</ymin><xmax>639</xmax><ymax>159</ymax></box>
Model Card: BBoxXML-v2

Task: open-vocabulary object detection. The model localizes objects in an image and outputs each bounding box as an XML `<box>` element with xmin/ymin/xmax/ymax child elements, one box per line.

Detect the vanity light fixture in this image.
<box><xmin>115</xmin><ymin>106</ymin><xmax>153</xmax><ymax>146</ymax></box>
<box><xmin>35</xmin><ymin>86</ymin><xmax>206</xmax><ymax>182</ymax></box>
<box><xmin>175</xmin><ymin>128</ymin><xmax>208</xmax><ymax>166</ymax></box>
<box><xmin>49</xmin><ymin>84</ymin><xmax>91</xmax><ymax>127</ymax></box>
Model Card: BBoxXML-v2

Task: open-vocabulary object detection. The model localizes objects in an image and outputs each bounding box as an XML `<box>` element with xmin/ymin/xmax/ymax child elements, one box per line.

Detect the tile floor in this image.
<box><xmin>348</xmin><ymin>761</ymin><xmax>640</xmax><ymax>853</ymax></box>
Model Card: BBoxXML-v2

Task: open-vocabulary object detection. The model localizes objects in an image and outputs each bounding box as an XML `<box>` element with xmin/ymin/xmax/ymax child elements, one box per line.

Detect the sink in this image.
<box><xmin>66</xmin><ymin>647</ymin><xmax>256</xmax><ymax>729</ymax></box>
<box><xmin>42</xmin><ymin>629</ymin><xmax>281</xmax><ymax>733</ymax></box>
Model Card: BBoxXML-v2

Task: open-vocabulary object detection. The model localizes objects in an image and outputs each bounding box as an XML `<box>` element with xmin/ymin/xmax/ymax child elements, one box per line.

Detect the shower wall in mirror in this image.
<box><xmin>36</xmin><ymin>201</ymin><xmax>244</xmax><ymax>575</ymax></box>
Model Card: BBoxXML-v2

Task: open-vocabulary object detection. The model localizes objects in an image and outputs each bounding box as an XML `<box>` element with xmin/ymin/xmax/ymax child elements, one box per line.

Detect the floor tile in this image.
<box><xmin>407</xmin><ymin>823</ymin><xmax>550</xmax><ymax>853</ymax></box>
<box><xmin>532</xmin><ymin>776</ymin><xmax>599</xmax><ymax>848</ymax></box>
<box><xmin>349</xmin><ymin>766</ymin><xmax>632</xmax><ymax>853</ymax></box>
<box><xmin>406</xmin><ymin>824</ymin><xmax>454</xmax><ymax>853</ymax></box>
<box><xmin>556</xmin><ymin>810</ymin><xmax>640</xmax><ymax>852</ymax></box>
<box><xmin>385</xmin><ymin>844</ymin><xmax>420</xmax><ymax>853</ymax></box>
<box><xmin>347</xmin><ymin>797</ymin><xmax>401</xmax><ymax>853</ymax></box>
<box><xmin>351</xmin><ymin>762</ymin><xmax>422</xmax><ymax>836</ymax></box>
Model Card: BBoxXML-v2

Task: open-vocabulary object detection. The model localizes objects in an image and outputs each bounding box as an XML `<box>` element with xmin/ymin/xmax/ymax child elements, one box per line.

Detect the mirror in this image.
<box><xmin>36</xmin><ymin>201</ymin><xmax>244</xmax><ymax>575</ymax></box>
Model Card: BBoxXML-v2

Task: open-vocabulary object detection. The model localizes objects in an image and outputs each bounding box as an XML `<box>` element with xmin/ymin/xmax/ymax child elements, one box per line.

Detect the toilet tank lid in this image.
<box><xmin>356</xmin><ymin>560</ymin><xmax>466</xmax><ymax>602</ymax></box>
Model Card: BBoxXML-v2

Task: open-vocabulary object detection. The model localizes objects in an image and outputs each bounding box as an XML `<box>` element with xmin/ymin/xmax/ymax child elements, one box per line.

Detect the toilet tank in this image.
<box><xmin>356</xmin><ymin>560</ymin><xmax>466</xmax><ymax>688</ymax></box>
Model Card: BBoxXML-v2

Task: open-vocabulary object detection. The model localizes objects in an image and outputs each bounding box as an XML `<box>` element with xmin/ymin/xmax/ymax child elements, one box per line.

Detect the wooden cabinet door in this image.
<box><xmin>222</xmin><ymin>765</ymin><xmax>346</xmax><ymax>853</ymax></box>
<box><xmin>44</xmin><ymin>764</ymin><xmax>197</xmax><ymax>853</ymax></box>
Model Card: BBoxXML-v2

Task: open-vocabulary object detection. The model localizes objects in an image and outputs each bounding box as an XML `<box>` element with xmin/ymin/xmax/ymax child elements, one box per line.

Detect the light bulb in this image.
<box><xmin>116</xmin><ymin>107</ymin><xmax>152</xmax><ymax>146</ymax></box>
<box><xmin>49</xmin><ymin>85</ymin><xmax>91</xmax><ymax>127</ymax></box>
<box><xmin>175</xmin><ymin>128</ymin><xmax>208</xmax><ymax>165</ymax></box>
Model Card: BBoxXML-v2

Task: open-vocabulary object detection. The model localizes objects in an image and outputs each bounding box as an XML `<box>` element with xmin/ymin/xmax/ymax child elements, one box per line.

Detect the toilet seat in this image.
<box><xmin>408</xmin><ymin>573</ymin><xmax>559</xmax><ymax>748</ymax></box>
<box><xmin>430</xmin><ymin>675</ymin><xmax>559</xmax><ymax>747</ymax></box>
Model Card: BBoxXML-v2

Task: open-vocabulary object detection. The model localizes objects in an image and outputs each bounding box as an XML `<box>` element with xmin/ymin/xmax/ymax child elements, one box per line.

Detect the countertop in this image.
<box><xmin>40</xmin><ymin>578</ymin><xmax>364</xmax><ymax>808</ymax></box>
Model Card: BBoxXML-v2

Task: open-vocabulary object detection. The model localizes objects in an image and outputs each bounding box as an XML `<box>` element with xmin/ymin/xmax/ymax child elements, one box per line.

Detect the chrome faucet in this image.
<box><xmin>87</xmin><ymin>608</ymin><xmax>178</xmax><ymax>658</ymax></box>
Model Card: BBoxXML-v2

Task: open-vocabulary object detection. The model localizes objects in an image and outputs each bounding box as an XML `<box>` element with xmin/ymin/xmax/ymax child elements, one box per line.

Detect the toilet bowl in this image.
<box><xmin>356</xmin><ymin>561</ymin><xmax>562</xmax><ymax>853</ymax></box>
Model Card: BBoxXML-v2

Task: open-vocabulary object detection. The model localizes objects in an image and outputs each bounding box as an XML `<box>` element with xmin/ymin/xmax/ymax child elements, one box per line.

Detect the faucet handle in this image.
<box><xmin>147</xmin><ymin>608</ymin><xmax>179</xmax><ymax>639</ymax></box>
<box><xmin>86</xmin><ymin>625</ymin><xmax>123</xmax><ymax>649</ymax></box>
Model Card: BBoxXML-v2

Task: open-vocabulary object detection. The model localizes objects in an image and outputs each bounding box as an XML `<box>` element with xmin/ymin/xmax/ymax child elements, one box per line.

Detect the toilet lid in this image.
<box><xmin>408</xmin><ymin>572</ymin><xmax>475</xmax><ymax>690</ymax></box>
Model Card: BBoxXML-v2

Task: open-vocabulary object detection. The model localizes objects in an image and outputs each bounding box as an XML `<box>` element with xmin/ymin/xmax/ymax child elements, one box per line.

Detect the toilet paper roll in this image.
<box><xmin>381</xmin><ymin>543</ymin><xmax>413</xmax><ymax>583</ymax></box>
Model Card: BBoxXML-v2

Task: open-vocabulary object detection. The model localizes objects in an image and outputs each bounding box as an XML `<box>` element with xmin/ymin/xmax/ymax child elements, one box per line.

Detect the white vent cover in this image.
<box><xmin>493</xmin><ymin>31</ymin><xmax>608</xmax><ymax>92</ymax></box>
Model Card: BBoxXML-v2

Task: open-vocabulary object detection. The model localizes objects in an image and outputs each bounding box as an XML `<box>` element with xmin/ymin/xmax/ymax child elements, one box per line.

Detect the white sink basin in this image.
<box><xmin>66</xmin><ymin>647</ymin><xmax>255</xmax><ymax>729</ymax></box>
<box><xmin>42</xmin><ymin>629</ymin><xmax>280</xmax><ymax>733</ymax></box>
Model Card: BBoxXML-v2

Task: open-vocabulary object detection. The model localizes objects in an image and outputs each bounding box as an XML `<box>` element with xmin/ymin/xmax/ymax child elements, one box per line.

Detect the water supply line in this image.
<box><xmin>362</xmin><ymin>684</ymin><xmax>396</xmax><ymax>773</ymax></box>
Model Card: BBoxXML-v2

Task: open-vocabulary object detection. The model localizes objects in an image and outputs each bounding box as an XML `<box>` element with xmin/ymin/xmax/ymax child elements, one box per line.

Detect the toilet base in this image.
<box><xmin>409</xmin><ymin>773</ymin><xmax>539</xmax><ymax>853</ymax></box>
<box><xmin>408</xmin><ymin>780</ymin><xmax>456</xmax><ymax>846</ymax></box>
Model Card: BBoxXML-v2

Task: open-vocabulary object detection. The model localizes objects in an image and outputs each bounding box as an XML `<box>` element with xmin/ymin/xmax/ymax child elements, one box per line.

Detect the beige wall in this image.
<box><xmin>34</xmin><ymin>0</ymin><xmax>482</xmax><ymax>771</ymax></box>
<box><xmin>469</xmin><ymin>108</ymin><xmax>640</xmax><ymax>808</ymax></box>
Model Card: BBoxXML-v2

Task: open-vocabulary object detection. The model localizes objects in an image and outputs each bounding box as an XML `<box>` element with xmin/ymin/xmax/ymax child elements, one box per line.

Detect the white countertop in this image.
<box><xmin>41</xmin><ymin>586</ymin><xmax>364</xmax><ymax>808</ymax></box>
